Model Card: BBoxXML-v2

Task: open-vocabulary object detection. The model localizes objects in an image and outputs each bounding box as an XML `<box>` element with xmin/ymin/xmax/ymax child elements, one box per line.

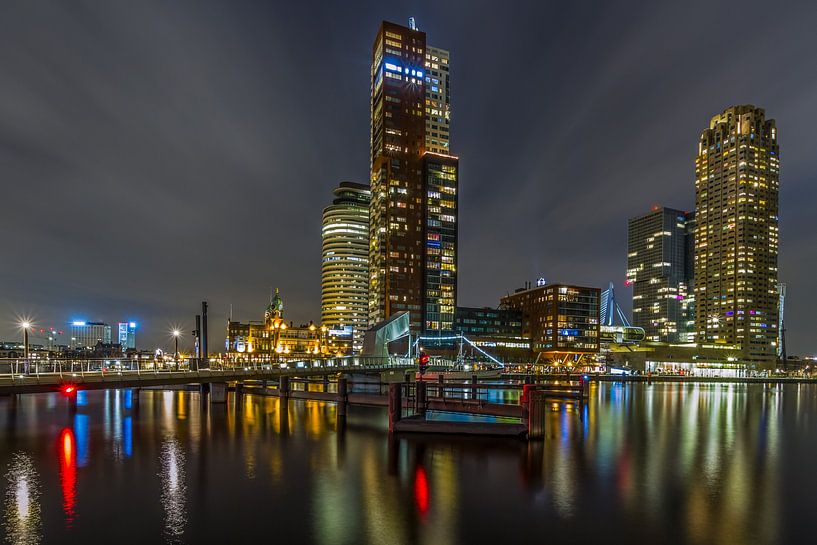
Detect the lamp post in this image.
<box><xmin>21</xmin><ymin>321</ymin><xmax>30</xmax><ymax>361</ymax></box>
<box><xmin>320</xmin><ymin>325</ymin><xmax>327</xmax><ymax>356</ymax></box>
<box><xmin>173</xmin><ymin>330</ymin><xmax>180</xmax><ymax>369</ymax></box>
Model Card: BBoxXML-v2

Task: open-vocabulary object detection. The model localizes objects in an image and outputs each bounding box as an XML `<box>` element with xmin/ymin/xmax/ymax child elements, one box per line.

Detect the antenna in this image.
<box><xmin>408</xmin><ymin>16</ymin><xmax>417</xmax><ymax>30</ymax></box>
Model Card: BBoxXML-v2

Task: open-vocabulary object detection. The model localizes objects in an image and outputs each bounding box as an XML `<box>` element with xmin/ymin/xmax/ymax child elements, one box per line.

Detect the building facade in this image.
<box><xmin>117</xmin><ymin>322</ymin><xmax>137</xmax><ymax>350</ymax></box>
<box><xmin>627</xmin><ymin>207</ymin><xmax>695</xmax><ymax>343</ymax></box>
<box><xmin>454</xmin><ymin>306</ymin><xmax>523</xmax><ymax>338</ymax></box>
<box><xmin>321</xmin><ymin>182</ymin><xmax>370</xmax><ymax>353</ymax></box>
<box><xmin>368</xmin><ymin>19</ymin><xmax>459</xmax><ymax>337</ymax></box>
<box><xmin>693</xmin><ymin>105</ymin><xmax>780</xmax><ymax>364</ymax></box>
<box><xmin>70</xmin><ymin>321</ymin><xmax>112</xmax><ymax>349</ymax></box>
<box><xmin>500</xmin><ymin>284</ymin><xmax>600</xmax><ymax>362</ymax></box>
<box><xmin>226</xmin><ymin>290</ymin><xmax>337</xmax><ymax>361</ymax></box>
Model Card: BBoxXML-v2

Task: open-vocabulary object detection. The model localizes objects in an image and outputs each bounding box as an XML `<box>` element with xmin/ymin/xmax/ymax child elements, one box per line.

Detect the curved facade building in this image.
<box><xmin>321</xmin><ymin>182</ymin><xmax>371</xmax><ymax>353</ymax></box>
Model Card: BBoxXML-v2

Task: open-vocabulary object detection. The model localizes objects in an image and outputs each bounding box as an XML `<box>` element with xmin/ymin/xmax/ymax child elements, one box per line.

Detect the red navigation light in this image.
<box><xmin>61</xmin><ymin>385</ymin><xmax>76</xmax><ymax>396</ymax></box>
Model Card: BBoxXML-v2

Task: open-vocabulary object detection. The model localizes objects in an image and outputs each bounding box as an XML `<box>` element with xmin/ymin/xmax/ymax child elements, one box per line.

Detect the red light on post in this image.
<box><xmin>61</xmin><ymin>385</ymin><xmax>77</xmax><ymax>396</ymax></box>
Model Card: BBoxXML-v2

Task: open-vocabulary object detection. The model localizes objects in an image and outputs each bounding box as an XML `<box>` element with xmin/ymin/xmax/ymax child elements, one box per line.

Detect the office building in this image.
<box><xmin>454</xmin><ymin>306</ymin><xmax>522</xmax><ymax>338</ymax></box>
<box><xmin>368</xmin><ymin>19</ymin><xmax>459</xmax><ymax>337</ymax></box>
<box><xmin>118</xmin><ymin>322</ymin><xmax>137</xmax><ymax>350</ymax></box>
<box><xmin>693</xmin><ymin>105</ymin><xmax>780</xmax><ymax>364</ymax></box>
<box><xmin>500</xmin><ymin>283</ymin><xmax>600</xmax><ymax>362</ymax></box>
<box><xmin>627</xmin><ymin>207</ymin><xmax>695</xmax><ymax>343</ymax></box>
<box><xmin>70</xmin><ymin>321</ymin><xmax>112</xmax><ymax>349</ymax></box>
<box><xmin>321</xmin><ymin>182</ymin><xmax>370</xmax><ymax>353</ymax></box>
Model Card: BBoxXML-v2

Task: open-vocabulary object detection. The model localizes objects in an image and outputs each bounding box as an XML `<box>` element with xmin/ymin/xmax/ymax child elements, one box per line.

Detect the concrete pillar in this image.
<box><xmin>388</xmin><ymin>383</ymin><xmax>402</xmax><ymax>433</ymax></box>
<box><xmin>211</xmin><ymin>382</ymin><xmax>227</xmax><ymax>403</ymax></box>
<box><xmin>337</xmin><ymin>377</ymin><xmax>348</xmax><ymax>417</ymax></box>
<box><xmin>279</xmin><ymin>376</ymin><xmax>290</xmax><ymax>398</ymax></box>
<box><xmin>416</xmin><ymin>379</ymin><xmax>427</xmax><ymax>417</ymax></box>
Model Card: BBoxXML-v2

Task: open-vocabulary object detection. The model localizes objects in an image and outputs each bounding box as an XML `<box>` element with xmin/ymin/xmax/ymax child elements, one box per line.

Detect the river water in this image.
<box><xmin>1</xmin><ymin>382</ymin><xmax>816</xmax><ymax>544</ymax></box>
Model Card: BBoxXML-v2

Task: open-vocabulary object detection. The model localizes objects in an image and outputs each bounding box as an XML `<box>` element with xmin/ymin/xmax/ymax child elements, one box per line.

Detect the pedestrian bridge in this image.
<box><xmin>0</xmin><ymin>356</ymin><xmax>415</xmax><ymax>396</ymax></box>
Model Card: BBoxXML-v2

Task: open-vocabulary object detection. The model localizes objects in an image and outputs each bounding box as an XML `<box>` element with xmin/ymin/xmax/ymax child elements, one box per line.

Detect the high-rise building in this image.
<box><xmin>627</xmin><ymin>207</ymin><xmax>695</xmax><ymax>343</ymax></box>
<box><xmin>500</xmin><ymin>283</ymin><xmax>600</xmax><ymax>362</ymax></box>
<box><xmin>424</xmin><ymin>46</ymin><xmax>450</xmax><ymax>154</ymax></box>
<box><xmin>321</xmin><ymin>182</ymin><xmax>371</xmax><ymax>353</ymax></box>
<box><xmin>369</xmin><ymin>19</ymin><xmax>458</xmax><ymax>336</ymax></box>
<box><xmin>117</xmin><ymin>321</ymin><xmax>137</xmax><ymax>350</ymax></box>
<box><xmin>70</xmin><ymin>321</ymin><xmax>112</xmax><ymax>349</ymax></box>
<box><xmin>693</xmin><ymin>105</ymin><xmax>780</xmax><ymax>364</ymax></box>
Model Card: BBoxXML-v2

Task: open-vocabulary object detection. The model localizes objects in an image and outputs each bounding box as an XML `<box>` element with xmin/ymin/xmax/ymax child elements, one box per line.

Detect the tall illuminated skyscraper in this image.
<box><xmin>627</xmin><ymin>207</ymin><xmax>695</xmax><ymax>343</ymax></box>
<box><xmin>321</xmin><ymin>182</ymin><xmax>370</xmax><ymax>353</ymax></box>
<box><xmin>369</xmin><ymin>19</ymin><xmax>458</xmax><ymax>336</ymax></box>
<box><xmin>693</xmin><ymin>105</ymin><xmax>780</xmax><ymax>364</ymax></box>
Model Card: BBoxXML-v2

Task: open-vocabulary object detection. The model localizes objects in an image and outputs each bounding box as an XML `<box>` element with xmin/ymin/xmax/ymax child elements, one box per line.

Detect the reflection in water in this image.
<box><xmin>0</xmin><ymin>383</ymin><xmax>814</xmax><ymax>543</ymax></box>
<box><xmin>58</xmin><ymin>428</ymin><xmax>77</xmax><ymax>527</ymax></box>
<box><xmin>159</xmin><ymin>439</ymin><xmax>187</xmax><ymax>543</ymax></box>
<box><xmin>3</xmin><ymin>452</ymin><xmax>42</xmax><ymax>545</ymax></box>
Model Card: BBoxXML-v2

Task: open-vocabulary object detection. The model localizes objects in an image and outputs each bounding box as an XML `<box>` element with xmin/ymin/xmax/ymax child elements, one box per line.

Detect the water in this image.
<box><xmin>1</xmin><ymin>383</ymin><xmax>816</xmax><ymax>544</ymax></box>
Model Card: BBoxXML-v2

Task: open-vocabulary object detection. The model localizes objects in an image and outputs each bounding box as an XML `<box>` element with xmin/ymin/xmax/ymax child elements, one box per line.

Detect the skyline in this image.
<box><xmin>1</xmin><ymin>1</ymin><xmax>816</xmax><ymax>353</ymax></box>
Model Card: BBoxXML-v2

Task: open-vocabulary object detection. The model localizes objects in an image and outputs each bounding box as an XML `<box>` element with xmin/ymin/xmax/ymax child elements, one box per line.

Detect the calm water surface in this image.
<box><xmin>1</xmin><ymin>383</ymin><xmax>816</xmax><ymax>544</ymax></box>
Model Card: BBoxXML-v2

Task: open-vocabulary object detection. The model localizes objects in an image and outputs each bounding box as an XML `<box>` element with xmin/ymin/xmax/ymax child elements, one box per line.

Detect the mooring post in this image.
<box><xmin>388</xmin><ymin>382</ymin><xmax>402</xmax><ymax>433</ymax></box>
<box><xmin>323</xmin><ymin>374</ymin><xmax>330</xmax><ymax>392</ymax></box>
<box><xmin>68</xmin><ymin>391</ymin><xmax>78</xmax><ymax>414</ymax></box>
<box><xmin>526</xmin><ymin>390</ymin><xmax>546</xmax><ymax>440</ymax></box>
<box><xmin>337</xmin><ymin>376</ymin><xmax>348</xmax><ymax>417</ymax></box>
<box><xmin>581</xmin><ymin>376</ymin><xmax>590</xmax><ymax>399</ymax></box>
<box><xmin>416</xmin><ymin>379</ymin><xmax>427</xmax><ymax>417</ymax></box>
<box><xmin>279</xmin><ymin>376</ymin><xmax>290</xmax><ymax>399</ymax></box>
<box><xmin>437</xmin><ymin>374</ymin><xmax>445</xmax><ymax>400</ymax></box>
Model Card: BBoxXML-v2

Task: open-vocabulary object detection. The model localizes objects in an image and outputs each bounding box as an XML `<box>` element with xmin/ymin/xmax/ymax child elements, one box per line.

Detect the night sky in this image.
<box><xmin>1</xmin><ymin>1</ymin><xmax>815</xmax><ymax>354</ymax></box>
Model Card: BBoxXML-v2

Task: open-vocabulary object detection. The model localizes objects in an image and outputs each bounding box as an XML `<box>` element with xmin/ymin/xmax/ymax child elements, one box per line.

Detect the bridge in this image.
<box><xmin>0</xmin><ymin>356</ymin><xmax>414</xmax><ymax>396</ymax></box>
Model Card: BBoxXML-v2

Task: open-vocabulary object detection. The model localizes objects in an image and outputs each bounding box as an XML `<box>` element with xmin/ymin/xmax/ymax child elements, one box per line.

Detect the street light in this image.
<box><xmin>173</xmin><ymin>330</ymin><xmax>181</xmax><ymax>369</ymax></box>
<box><xmin>20</xmin><ymin>321</ymin><xmax>31</xmax><ymax>361</ymax></box>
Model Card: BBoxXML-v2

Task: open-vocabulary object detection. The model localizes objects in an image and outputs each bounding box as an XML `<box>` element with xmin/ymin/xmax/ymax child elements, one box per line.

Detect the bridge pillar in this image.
<box><xmin>279</xmin><ymin>376</ymin><xmax>290</xmax><ymax>399</ymax></box>
<box><xmin>416</xmin><ymin>379</ymin><xmax>427</xmax><ymax>417</ymax></box>
<box><xmin>211</xmin><ymin>383</ymin><xmax>227</xmax><ymax>404</ymax></box>
<box><xmin>199</xmin><ymin>382</ymin><xmax>210</xmax><ymax>397</ymax></box>
<box><xmin>388</xmin><ymin>383</ymin><xmax>402</xmax><ymax>433</ymax></box>
<box><xmin>337</xmin><ymin>377</ymin><xmax>348</xmax><ymax>417</ymax></box>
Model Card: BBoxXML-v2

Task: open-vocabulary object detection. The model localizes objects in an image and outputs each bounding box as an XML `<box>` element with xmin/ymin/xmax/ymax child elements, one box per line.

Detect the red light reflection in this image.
<box><xmin>414</xmin><ymin>465</ymin><xmax>429</xmax><ymax>516</ymax></box>
<box><xmin>58</xmin><ymin>428</ymin><xmax>77</xmax><ymax>526</ymax></box>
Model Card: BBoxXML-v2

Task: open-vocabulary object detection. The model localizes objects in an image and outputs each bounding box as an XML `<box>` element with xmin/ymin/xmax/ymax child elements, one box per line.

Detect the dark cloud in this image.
<box><xmin>1</xmin><ymin>1</ymin><xmax>815</xmax><ymax>354</ymax></box>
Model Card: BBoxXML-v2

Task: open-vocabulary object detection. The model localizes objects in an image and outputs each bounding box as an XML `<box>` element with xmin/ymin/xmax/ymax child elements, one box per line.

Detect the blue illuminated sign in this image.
<box><xmin>559</xmin><ymin>329</ymin><xmax>580</xmax><ymax>337</ymax></box>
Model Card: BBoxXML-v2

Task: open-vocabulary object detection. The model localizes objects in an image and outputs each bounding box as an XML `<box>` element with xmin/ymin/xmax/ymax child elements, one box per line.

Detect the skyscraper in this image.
<box><xmin>369</xmin><ymin>19</ymin><xmax>458</xmax><ymax>336</ymax></box>
<box><xmin>627</xmin><ymin>207</ymin><xmax>695</xmax><ymax>343</ymax></box>
<box><xmin>321</xmin><ymin>182</ymin><xmax>371</xmax><ymax>353</ymax></box>
<box><xmin>693</xmin><ymin>105</ymin><xmax>780</xmax><ymax>364</ymax></box>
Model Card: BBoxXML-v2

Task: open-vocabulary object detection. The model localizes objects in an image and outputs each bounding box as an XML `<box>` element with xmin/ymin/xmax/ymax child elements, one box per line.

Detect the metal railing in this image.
<box><xmin>0</xmin><ymin>356</ymin><xmax>414</xmax><ymax>382</ymax></box>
